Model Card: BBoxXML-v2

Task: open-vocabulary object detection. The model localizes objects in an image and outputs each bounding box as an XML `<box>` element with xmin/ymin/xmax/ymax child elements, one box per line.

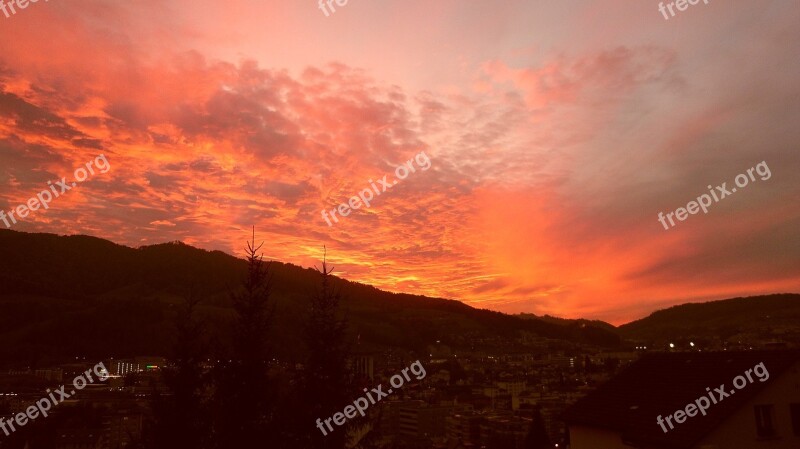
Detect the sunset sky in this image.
<box><xmin>1</xmin><ymin>0</ymin><xmax>798</xmax><ymax>324</ymax></box>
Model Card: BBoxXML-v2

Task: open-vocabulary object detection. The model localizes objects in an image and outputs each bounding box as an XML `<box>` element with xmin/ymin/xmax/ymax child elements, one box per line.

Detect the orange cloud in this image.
<box><xmin>1</xmin><ymin>0</ymin><xmax>798</xmax><ymax>325</ymax></box>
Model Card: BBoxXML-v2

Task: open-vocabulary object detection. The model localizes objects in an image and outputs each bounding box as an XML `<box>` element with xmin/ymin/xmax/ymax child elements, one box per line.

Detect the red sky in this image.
<box><xmin>0</xmin><ymin>0</ymin><xmax>798</xmax><ymax>324</ymax></box>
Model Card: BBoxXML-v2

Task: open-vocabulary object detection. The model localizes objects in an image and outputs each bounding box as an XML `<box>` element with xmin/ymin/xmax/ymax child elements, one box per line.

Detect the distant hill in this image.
<box><xmin>520</xmin><ymin>314</ymin><xmax>616</xmax><ymax>331</ymax></box>
<box><xmin>0</xmin><ymin>230</ymin><xmax>621</xmax><ymax>365</ymax></box>
<box><xmin>618</xmin><ymin>293</ymin><xmax>800</xmax><ymax>342</ymax></box>
<box><xmin>518</xmin><ymin>313</ymin><xmax>617</xmax><ymax>342</ymax></box>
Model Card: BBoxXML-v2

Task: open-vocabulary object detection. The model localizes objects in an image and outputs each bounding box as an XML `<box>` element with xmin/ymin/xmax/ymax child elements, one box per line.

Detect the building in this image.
<box><xmin>112</xmin><ymin>360</ymin><xmax>140</xmax><ymax>376</ymax></box>
<box><xmin>351</xmin><ymin>354</ymin><xmax>375</xmax><ymax>381</ymax></box>
<box><xmin>446</xmin><ymin>408</ymin><xmax>482</xmax><ymax>445</ymax></box>
<box><xmin>102</xmin><ymin>406</ymin><xmax>145</xmax><ymax>449</ymax></box>
<box><xmin>478</xmin><ymin>412</ymin><xmax>531</xmax><ymax>449</ymax></box>
<box><xmin>380</xmin><ymin>400</ymin><xmax>425</xmax><ymax>442</ymax></box>
<box><xmin>496</xmin><ymin>379</ymin><xmax>527</xmax><ymax>397</ymax></box>
<box><xmin>34</xmin><ymin>368</ymin><xmax>63</xmax><ymax>382</ymax></box>
<box><xmin>550</xmin><ymin>355</ymin><xmax>578</xmax><ymax>370</ymax></box>
<box><xmin>563</xmin><ymin>350</ymin><xmax>800</xmax><ymax>449</ymax></box>
<box><xmin>400</xmin><ymin>403</ymin><xmax>456</xmax><ymax>439</ymax></box>
<box><xmin>108</xmin><ymin>356</ymin><xmax>165</xmax><ymax>377</ymax></box>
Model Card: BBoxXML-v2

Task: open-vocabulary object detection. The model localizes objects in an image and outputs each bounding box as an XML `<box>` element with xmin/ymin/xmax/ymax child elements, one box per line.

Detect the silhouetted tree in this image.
<box><xmin>302</xmin><ymin>248</ymin><xmax>352</xmax><ymax>449</ymax></box>
<box><xmin>524</xmin><ymin>407</ymin><xmax>551</xmax><ymax>449</ymax></box>
<box><xmin>211</xmin><ymin>229</ymin><xmax>276</xmax><ymax>447</ymax></box>
<box><xmin>149</xmin><ymin>288</ymin><xmax>211</xmax><ymax>449</ymax></box>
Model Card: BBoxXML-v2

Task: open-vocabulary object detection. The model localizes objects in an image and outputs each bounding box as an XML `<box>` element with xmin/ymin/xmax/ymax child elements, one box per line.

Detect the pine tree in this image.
<box><xmin>303</xmin><ymin>248</ymin><xmax>352</xmax><ymax>449</ymax></box>
<box><xmin>211</xmin><ymin>228</ymin><xmax>276</xmax><ymax>447</ymax></box>
<box><xmin>150</xmin><ymin>288</ymin><xmax>210</xmax><ymax>449</ymax></box>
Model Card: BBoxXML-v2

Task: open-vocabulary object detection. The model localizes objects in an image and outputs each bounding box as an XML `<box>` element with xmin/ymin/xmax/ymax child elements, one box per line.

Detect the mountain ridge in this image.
<box><xmin>0</xmin><ymin>229</ymin><xmax>621</xmax><ymax>365</ymax></box>
<box><xmin>618</xmin><ymin>293</ymin><xmax>800</xmax><ymax>342</ymax></box>
<box><xmin>2</xmin><ymin>229</ymin><xmax>796</xmax><ymax>364</ymax></box>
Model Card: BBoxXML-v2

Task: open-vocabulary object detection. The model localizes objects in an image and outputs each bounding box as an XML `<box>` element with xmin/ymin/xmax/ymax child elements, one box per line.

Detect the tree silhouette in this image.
<box><xmin>149</xmin><ymin>286</ymin><xmax>211</xmax><ymax>449</ymax></box>
<box><xmin>302</xmin><ymin>248</ymin><xmax>352</xmax><ymax>449</ymax></box>
<box><xmin>211</xmin><ymin>228</ymin><xmax>277</xmax><ymax>447</ymax></box>
<box><xmin>524</xmin><ymin>407</ymin><xmax>551</xmax><ymax>449</ymax></box>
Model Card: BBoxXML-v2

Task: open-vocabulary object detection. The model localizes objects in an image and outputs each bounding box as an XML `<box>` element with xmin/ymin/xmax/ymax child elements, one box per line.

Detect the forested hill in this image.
<box><xmin>0</xmin><ymin>229</ymin><xmax>620</xmax><ymax>365</ymax></box>
<box><xmin>619</xmin><ymin>293</ymin><xmax>800</xmax><ymax>341</ymax></box>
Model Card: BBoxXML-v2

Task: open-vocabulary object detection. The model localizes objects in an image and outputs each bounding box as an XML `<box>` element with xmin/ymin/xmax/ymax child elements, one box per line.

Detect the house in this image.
<box><xmin>563</xmin><ymin>350</ymin><xmax>800</xmax><ymax>448</ymax></box>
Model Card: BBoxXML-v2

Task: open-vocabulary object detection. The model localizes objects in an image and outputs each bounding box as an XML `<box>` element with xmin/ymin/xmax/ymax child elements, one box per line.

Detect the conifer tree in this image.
<box><xmin>150</xmin><ymin>288</ymin><xmax>210</xmax><ymax>449</ymax></box>
<box><xmin>212</xmin><ymin>228</ymin><xmax>276</xmax><ymax>447</ymax></box>
<box><xmin>303</xmin><ymin>248</ymin><xmax>352</xmax><ymax>449</ymax></box>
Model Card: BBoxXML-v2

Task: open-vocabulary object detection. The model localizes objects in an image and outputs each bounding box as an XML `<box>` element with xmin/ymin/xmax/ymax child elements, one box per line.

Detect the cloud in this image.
<box><xmin>0</xmin><ymin>0</ymin><xmax>798</xmax><ymax>324</ymax></box>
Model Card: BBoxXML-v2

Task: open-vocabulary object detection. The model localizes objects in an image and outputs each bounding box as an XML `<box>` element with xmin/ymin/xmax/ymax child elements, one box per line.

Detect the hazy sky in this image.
<box><xmin>1</xmin><ymin>0</ymin><xmax>798</xmax><ymax>324</ymax></box>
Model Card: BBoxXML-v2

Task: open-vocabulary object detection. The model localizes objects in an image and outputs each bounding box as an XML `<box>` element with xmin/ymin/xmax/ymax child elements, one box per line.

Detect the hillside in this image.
<box><xmin>619</xmin><ymin>293</ymin><xmax>800</xmax><ymax>342</ymax></box>
<box><xmin>0</xmin><ymin>230</ymin><xmax>620</xmax><ymax>365</ymax></box>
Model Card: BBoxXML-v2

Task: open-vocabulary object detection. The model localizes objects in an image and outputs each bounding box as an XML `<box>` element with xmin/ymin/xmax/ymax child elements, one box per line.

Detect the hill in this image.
<box><xmin>618</xmin><ymin>293</ymin><xmax>800</xmax><ymax>343</ymax></box>
<box><xmin>0</xmin><ymin>230</ymin><xmax>621</xmax><ymax>365</ymax></box>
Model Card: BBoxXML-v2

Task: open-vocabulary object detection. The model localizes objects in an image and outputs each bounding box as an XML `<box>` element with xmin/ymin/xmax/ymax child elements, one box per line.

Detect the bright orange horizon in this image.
<box><xmin>1</xmin><ymin>0</ymin><xmax>798</xmax><ymax>325</ymax></box>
